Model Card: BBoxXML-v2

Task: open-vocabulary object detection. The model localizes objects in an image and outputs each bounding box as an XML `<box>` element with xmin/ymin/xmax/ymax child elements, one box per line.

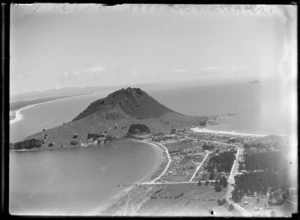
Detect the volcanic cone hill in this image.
<box><xmin>19</xmin><ymin>87</ymin><xmax>207</xmax><ymax>150</ymax></box>
<box><xmin>73</xmin><ymin>87</ymin><xmax>175</xmax><ymax>121</ymax></box>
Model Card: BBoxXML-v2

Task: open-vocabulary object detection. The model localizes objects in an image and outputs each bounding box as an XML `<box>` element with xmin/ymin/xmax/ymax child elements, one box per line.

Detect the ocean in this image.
<box><xmin>9</xmin><ymin>141</ymin><xmax>158</xmax><ymax>215</ymax></box>
<box><xmin>9</xmin><ymin>80</ymin><xmax>296</xmax><ymax>215</ymax></box>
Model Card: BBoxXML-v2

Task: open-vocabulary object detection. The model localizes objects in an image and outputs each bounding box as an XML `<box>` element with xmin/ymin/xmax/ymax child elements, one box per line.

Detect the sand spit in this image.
<box><xmin>191</xmin><ymin>127</ymin><xmax>268</xmax><ymax>137</ymax></box>
<box><xmin>10</xmin><ymin>104</ymin><xmax>38</xmax><ymax>125</ymax></box>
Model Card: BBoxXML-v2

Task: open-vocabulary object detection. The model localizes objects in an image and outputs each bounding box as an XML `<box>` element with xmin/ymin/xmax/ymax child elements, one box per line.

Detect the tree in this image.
<box><xmin>14</xmin><ymin>138</ymin><xmax>43</xmax><ymax>150</ymax></box>
<box><xmin>214</xmin><ymin>184</ymin><xmax>222</xmax><ymax>192</ymax></box>
<box><xmin>198</xmin><ymin>181</ymin><xmax>202</xmax><ymax>186</ymax></box>
<box><xmin>209</xmin><ymin>170</ymin><xmax>215</xmax><ymax>180</ymax></box>
<box><xmin>221</xmin><ymin>176</ymin><xmax>228</xmax><ymax>188</ymax></box>
<box><xmin>228</xmin><ymin>204</ymin><xmax>234</xmax><ymax>211</ymax></box>
<box><xmin>256</xmin><ymin>197</ymin><xmax>260</xmax><ymax>204</ymax></box>
<box><xmin>205</xmin><ymin>181</ymin><xmax>209</xmax><ymax>186</ymax></box>
<box><xmin>217</xmin><ymin>198</ymin><xmax>226</xmax><ymax>206</ymax></box>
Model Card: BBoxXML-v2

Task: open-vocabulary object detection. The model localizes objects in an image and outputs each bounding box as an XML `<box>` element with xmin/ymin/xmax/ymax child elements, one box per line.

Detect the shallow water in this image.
<box><xmin>9</xmin><ymin>141</ymin><xmax>157</xmax><ymax>215</ymax></box>
<box><xmin>10</xmin><ymin>92</ymin><xmax>111</xmax><ymax>143</ymax></box>
<box><xmin>9</xmin><ymin>80</ymin><xmax>295</xmax><ymax>215</ymax></box>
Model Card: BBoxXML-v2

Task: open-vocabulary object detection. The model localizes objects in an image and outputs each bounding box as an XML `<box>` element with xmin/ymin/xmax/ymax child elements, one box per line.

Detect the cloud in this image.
<box><xmin>127</xmin><ymin>70</ymin><xmax>155</xmax><ymax>77</ymax></box>
<box><xmin>81</xmin><ymin>66</ymin><xmax>106</xmax><ymax>74</ymax></box>
<box><xmin>63</xmin><ymin>66</ymin><xmax>106</xmax><ymax>78</ymax></box>
<box><xmin>11</xmin><ymin>72</ymin><xmax>30</xmax><ymax>79</ymax></box>
<box><xmin>128</xmin><ymin>70</ymin><xmax>141</xmax><ymax>77</ymax></box>
<box><xmin>171</xmin><ymin>68</ymin><xmax>190</xmax><ymax>73</ymax></box>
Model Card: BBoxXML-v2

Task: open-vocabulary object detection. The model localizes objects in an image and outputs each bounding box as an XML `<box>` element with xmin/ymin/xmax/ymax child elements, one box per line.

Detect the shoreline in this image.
<box><xmin>95</xmin><ymin>139</ymin><xmax>164</xmax><ymax>215</ymax></box>
<box><xmin>9</xmin><ymin>92</ymin><xmax>97</xmax><ymax>125</ymax></box>
<box><xmin>10</xmin><ymin>104</ymin><xmax>38</xmax><ymax>125</ymax></box>
<box><xmin>191</xmin><ymin>127</ymin><xmax>268</xmax><ymax>137</ymax></box>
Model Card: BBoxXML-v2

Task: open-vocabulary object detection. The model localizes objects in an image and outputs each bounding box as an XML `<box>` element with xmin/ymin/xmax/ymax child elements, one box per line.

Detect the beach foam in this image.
<box><xmin>10</xmin><ymin>104</ymin><xmax>37</xmax><ymax>125</ymax></box>
<box><xmin>191</xmin><ymin>127</ymin><xmax>268</xmax><ymax>137</ymax></box>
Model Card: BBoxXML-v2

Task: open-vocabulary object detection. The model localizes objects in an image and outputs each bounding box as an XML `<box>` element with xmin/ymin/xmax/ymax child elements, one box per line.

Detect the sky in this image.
<box><xmin>10</xmin><ymin>4</ymin><xmax>297</xmax><ymax>95</ymax></box>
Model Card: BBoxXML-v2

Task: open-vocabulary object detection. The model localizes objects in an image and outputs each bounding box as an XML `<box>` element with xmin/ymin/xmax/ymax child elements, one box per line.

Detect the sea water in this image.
<box><xmin>9</xmin><ymin>141</ymin><xmax>157</xmax><ymax>215</ymax></box>
<box><xmin>148</xmin><ymin>79</ymin><xmax>294</xmax><ymax>136</ymax></box>
<box><xmin>9</xmin><ymin>80</ymin><xmax>295</xmax><ymax>215</ymax></box>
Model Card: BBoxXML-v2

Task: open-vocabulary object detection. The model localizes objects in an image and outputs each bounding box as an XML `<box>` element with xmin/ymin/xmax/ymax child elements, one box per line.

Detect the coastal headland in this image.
<box><xmin>9</xmin><ymin>88</ymin><xmax>297</xmax><ymax>217</ymax></box>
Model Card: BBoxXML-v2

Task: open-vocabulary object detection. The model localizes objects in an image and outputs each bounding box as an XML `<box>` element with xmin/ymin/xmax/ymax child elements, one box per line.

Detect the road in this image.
<box><xmin>225</xmin><ymin>146</ymin><xmax>252</xmax><ymax>217</ymax></box>
<box><xmin>188</xmin><ymin>137</ymin><xmax>236</xmax><ymax>147</ymax></box>
<box><xmin>141</xmin><ymin>180</ymin><xmax>216</xmax><ymax>185</ymax></box>
<box><xmin>189</xmin><ymin>151</ymin><xmax>211</xmax><ymax>182</ymax></box>
<box><xmin>149</xmin><ymin>142</ymin><xmax>172</xmax><ymax>184</ymax></box>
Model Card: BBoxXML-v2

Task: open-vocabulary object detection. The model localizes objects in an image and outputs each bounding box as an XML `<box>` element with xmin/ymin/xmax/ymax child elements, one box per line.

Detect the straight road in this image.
<box><xmin>189</xmin><ymin>151</ymin><xmax>211</xmax><ymax>182</ymax></box>
<box><xmin>226</xmin><ymin>146</ymin><xmax>251</xmax><ymax>217</ymax></box>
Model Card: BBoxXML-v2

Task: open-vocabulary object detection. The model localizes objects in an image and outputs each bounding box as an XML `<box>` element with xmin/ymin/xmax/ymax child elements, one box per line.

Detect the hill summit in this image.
<box><xmin>73</xmin><ymin>87</ymin><xmax>175</xmax><ymax>121</ymax></box>
<box><xmin>21</xmin><ymin>87</ymin><xmax>207</xmax><ymax>150</ymax></box>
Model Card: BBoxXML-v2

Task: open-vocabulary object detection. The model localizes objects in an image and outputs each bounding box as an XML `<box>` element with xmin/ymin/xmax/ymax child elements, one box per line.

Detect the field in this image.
<box><xmin>101</xmin><ymin>183</ymin><xmax>233</xmax><ymax>216</ymax></box>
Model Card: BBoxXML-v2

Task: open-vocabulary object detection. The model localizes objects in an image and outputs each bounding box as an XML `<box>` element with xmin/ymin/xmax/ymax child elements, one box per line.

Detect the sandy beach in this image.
<box><xmin>191</xmin><ymin>127</ymin><xmax>268</xmax><ymax>137</ymax></box>
<box><xmin>10</xmin><ymin>104</ymin><xmax>38</xmax><ymax>125</ymax></box>
<box><xmin>9</xmin><ymin>92</ymin><xmax>97</xmax><ymax>125</ymax></box>
<box><xmin>93</xmin><ymin>140</ymin><xmax>163</xmax><ymax>215</ymax></box>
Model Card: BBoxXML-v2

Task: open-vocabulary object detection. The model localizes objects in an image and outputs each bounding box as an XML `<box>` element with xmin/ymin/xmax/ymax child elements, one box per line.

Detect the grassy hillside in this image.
<box><xmin>73</xmin><ymin>88</ymin><xmax>175</xmax><ymax>121</ymax></box>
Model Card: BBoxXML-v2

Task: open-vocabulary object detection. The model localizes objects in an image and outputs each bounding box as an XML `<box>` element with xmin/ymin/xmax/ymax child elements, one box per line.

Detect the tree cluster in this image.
<box><xmin>241</xmin><ymin>151</ymin><xmax>285</xmax><ymax>172</ymax></box>
<box><xmin>205</xmin><ymin>150</ymin><xmax>236</xmax><ymax>173</ymax></box>
<box><xmin>13</xmin><ymin>139</ymin><xmax>44</xmax><ymax>150</ymax></box>
<box><xmin>217</xmin><ymin>198</ymin><xmax>226</xmax><ymax>206</ymax></box>
<box><xmin>231</xmin><ymin>169</ymin><xmax>291</xmax><ymax>203</ymax></box>
<box><xmin>128</xmin><ymin>124</ymin><xmax>150</xmax><ymax>134</ymax></box>
<box><xmin>70</xmin><ymin>141</ymin><xmax>78</xmax><ymax>145</ymax></box>
<box><xmin>87</xmin><ymin>133</ymin><xmax>105</xmax><ymax>141</ymax></box>
<box><xmin>202</xmin><ymin>144</ymin><xmax>215</xmax><ymax>151</ymax></box>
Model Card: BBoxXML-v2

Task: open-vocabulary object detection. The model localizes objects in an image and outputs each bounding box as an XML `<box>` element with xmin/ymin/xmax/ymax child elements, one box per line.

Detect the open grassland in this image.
<box><xmin>101</xmin><ymin>183</ymin><xmax>232</xmax><ymax>216</ymax></box>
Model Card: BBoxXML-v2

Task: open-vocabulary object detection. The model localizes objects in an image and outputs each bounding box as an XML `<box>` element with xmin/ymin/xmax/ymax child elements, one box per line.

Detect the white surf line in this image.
<box><xmin>191</xmin><ymin>127</ymin><xmax>268</xmax><ymax>137</ymax></box>
<box><xmin>189</xmin><ymin>152</ymin><xmax>211</xmax><ymax>182</ymax></box>
<box><xmin>9</xmin><ymin>92</ymin><xmax>96</xmax><ymax>125</ymax></box>
<box><xmin>10</xmin><ymin>104</ymin><xmax>38</xmax><ymax>125</ymax></box>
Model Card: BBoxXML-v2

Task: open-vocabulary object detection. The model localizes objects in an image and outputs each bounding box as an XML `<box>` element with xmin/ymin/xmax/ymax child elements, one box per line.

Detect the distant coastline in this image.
<box><xmin>9</xmin><ymin>93</ymin><xmax>95</xmax><ymax>125</ymax></box>
<box><xmin>10</xmin><ymin>104</ymin><xmax>38</xmax><ymax>125</ymax></box>
<box><xmin>191</xmin><ymin>127</ymin><xmax>268</xmax><ymax>137</ymax></box>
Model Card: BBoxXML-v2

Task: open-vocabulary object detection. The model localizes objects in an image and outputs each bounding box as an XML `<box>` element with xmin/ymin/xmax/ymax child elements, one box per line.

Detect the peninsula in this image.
<box><xmin>10</xmin><ymin>87</ymin><xmax>207</xmax><ymax>150</ymax></box>
<box><xmin>9</xmin><ymin>88</ymin><xmax>296</xmax><ymax>217</ymax></box>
